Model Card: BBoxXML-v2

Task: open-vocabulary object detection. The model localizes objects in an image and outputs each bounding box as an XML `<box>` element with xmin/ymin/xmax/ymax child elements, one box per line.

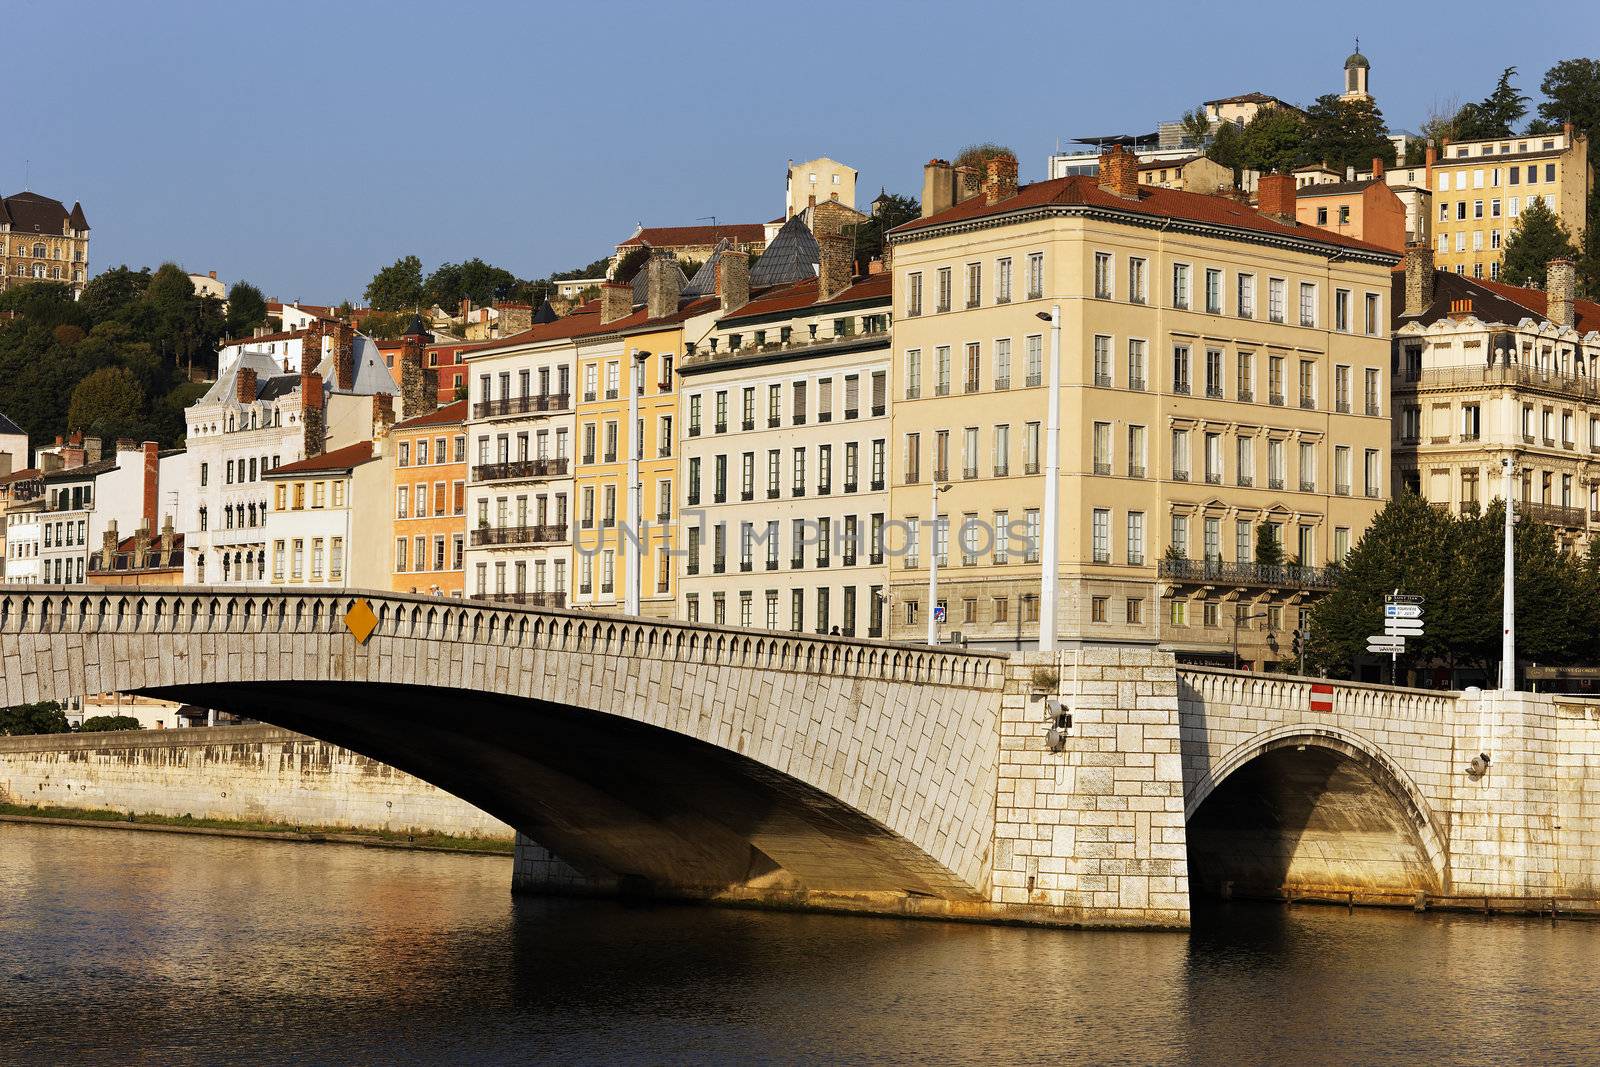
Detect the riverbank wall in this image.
<box><xmin>0</xmin><ymin>725</ymin><xmax>514</xmax><ymax>841</ymax></box>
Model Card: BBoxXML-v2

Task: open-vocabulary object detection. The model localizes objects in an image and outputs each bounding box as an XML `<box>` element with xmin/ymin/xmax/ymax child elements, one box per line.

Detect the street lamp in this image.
<box><xmin>625</xmin><ymin>348</ymin><xmax>650</xmax><ymax>616</ymax></box>
<box><xmin>1232</xmin><ymin>608</ymin><xmax>1270</xmax><ymax>671</ymax></box>
<box><xmin>1035</xmin><ymin>306</ymin><xmax>1061</xmax><ymax>652</ymax></box>
<box><xmin>927</xmin><ymin>481</ymin><xmax>952</xmax><ymax>645</ymax></box>
<box><xmin>1501</xmin><ymin>455</ymin><xmax>1516</xmax><ymax>691</ymax></box>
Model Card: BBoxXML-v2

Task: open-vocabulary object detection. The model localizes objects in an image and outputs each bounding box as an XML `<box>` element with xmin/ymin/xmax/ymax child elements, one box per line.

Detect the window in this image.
<box><xmin>907</xmin><ymin>272</ymin><xmax>923</xmax><ymax>316</ymax></box>
<box><xmin>1205</xmin><ymin>268</ymin><xmax>1222</xmax><ymax>314</ymax></box>
<box><xmin>1092</xmin><ymin>422</ymin><xmax>1112</xmax><ymax>475</ymax></box>
<box><xmin>936</xmin><ymin>267</ymin><xmax>952</xmax><ymax>312</ymax></box>
<box><xmin>1363</xmin><ymin>293</ymin><xmax>1381</xmax><ymax>335</ymax></box>
<box><xmin>935</xmin><ymin>347</ymin><xmax>951</xmax><ymax>396</ymax></box>
<box><xmin>1268</xmin><ymin>438</ymin><xmax>1285</xmax><ymax>490</ymax></box>
<box><xmin>1204</xmin><ymin>432</ymin><xmax>1222</xmax><ymax>484</ymax></box>
<box><xmin>1093</xmin><ymin>335</ymin><xmax>1112</xmax><ymax>387</ymax></box>
<box><xmin>906</xmin><ymin>349</ymin><xmax>921</xmax><ymax>398</ymax></box>
<box><xmin>964</xmin><ymin>343</ymin><xmax>981</xmax><ymax>393</ymax></box>
<box><xmin>996</xmin><ymin>257</ymin><xmax>1013</xmax><ymax>303</ymax></box>
<box><xmin>1091</xmin><ymin>508</ymin><xmax>1111</xmax><ymax>563</ymax></box>
<box><xmin>1236</xmin><ymin>436</ymin><xmax>1254</xmax><ymax>487</ymax></box>
<box><xmin>1204</xmin><ymin>348</ymin><xmax>1223</xmax><ymax>398</ymax></box>
<box><xmin>1026</xmin><ymin>252</ymin><xmax>1044</xmax><ymax>299</ymax></box>
<box><xmin>1093</xmin><ymin>252</ymin><xmax>1113</xmax><ymax>299</ymax></box>
<box><xmin>1171</xmin><ymin>429</ymin><xmax>1190</xmax><ymax>480</ymax></box>
<box><xmin>1268</xmin><ymin>278</ymin><xmax>1286</xmax><ymax>323</ymax></box>
<box><xmin>966</xmin><ymin>261</ymin><xmax>982</xmax><ymax>307</ymax></box>
<box><xmin>1171</xmin><ymin>344</ymin><xmax>1190</xmax><ymax>395</ymax></box>
<box><xmin>1025</xmin><ymin>335</ymin><xmax>1043</xmax><ymax>387</ymax></box>
<box><xmin>1128</xmin><ymin>339</ymin><xmax>1146</xmax><ymax>390</ymax></box>
<box><xmin>1363</xmin><ymin>449</ymin><xmax>1382</xmax><ymax>497</ymax></box>
<box><xmin>1125</xmin><ymin>598</ymin><xmax>1143</xmax><ymax>624</ymax></box>
<box><xmin>1299</xmin><ymin>282</ymin><xmax>1317</xmax><ymax>327</ymax></box>
<box><xmin>1128</xmin><ymin>257</ymin><xmax>1147</xmax><ymax>304</ymax></box>
<box><xmin>1127</xmin><ymin>511</ymin><xmax>1145</xmax><ymax>565</ymax></box>
<box><xmin>1299</xmin><ymin>441</ymin><xmax>1316</xmax><ymax>492</ymax></box>
<box><xmin>1334</xmin><ymin>288</ymin><xmax>1351</xmax><ymax>332</ymax></box>
<box><xmin>994</xmin><ymin>338</ymin><xmax>1012</xmax><ymax>389</ymax></box>
<box><xmin>1171</xmin><ymin>263</ymin><xmax>1190</xmax><ymax>309</ymax></box>
<box><xmin>1237</xmin><ymin>273</ymin><xmax>1255</xmax><ymax>318</ymax></box>
<box><xmin>1299</xmin><ymin>359</ymin><xmax>1316</xmax><ymax>408</ymax></box>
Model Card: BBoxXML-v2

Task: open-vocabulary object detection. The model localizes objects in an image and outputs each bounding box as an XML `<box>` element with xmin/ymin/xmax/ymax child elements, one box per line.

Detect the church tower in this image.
<box><xmin>1341</xmin><ymin>41</ymin><xmax>1371</xmax><ymax>102</ymax></box>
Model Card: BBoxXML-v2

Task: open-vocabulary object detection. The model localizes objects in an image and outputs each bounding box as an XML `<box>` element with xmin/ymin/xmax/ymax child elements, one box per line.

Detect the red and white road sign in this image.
<box><xmin>1309</xmin><ymin>682</ymin><xmax>1334</xmax><ymax>713</ymax></box>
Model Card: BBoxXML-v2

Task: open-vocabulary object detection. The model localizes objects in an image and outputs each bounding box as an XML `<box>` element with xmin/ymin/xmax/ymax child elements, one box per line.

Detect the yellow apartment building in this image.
<box><xmin>1431</xmin><ymin>125</ymin><xmax>1592</xmax><ymax>280</ymax></box>
<box><xmin>885</xmin><ymin>151</ymin><xmax>1399</xmax><ymax>667</ymax></box>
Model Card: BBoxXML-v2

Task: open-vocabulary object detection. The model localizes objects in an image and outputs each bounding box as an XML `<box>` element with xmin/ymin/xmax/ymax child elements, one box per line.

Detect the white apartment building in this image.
<box><xmin>183</xmin><ymin>321</ymin><xmax>396</xmax><ymax>584</ymax></box>
<box><xmin>37</xmin><ymin>443</ymin><xmax>174</xmax><ymax>586</ymax></box>
<box><xmin>4</xmin><ymin>501</ymin><xmax>42</xmax><ymax>583</ymax></box>
<box><xmin>460</xmin><ymin>314</ymin><xmax>584</xmax><ymax>607</ymax></box>
<box><xmin>677</xmin><ymin>271</ymin><xmax>893</xmax><ymax>636</ymax></box>
<box><xmin>264</xmin><ymin>440</ymin><xmax>389</xmax><ymax>589</ymax></box>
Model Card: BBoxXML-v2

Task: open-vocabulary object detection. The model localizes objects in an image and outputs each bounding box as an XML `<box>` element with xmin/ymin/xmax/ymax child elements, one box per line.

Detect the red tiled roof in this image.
<box><xmin>594</xmin><ymin>296</ymin><xmax>722</xmax><ymax>336</ymax></box>
<box><xmin>266</xmin><ymin>440</ymin><xmax>374</xmax><ymax>476</ymax></box>
<box><xmin>619</xmin><ymin>224</ymin><xmax>767</xmax><ymax>248</ymax></box>
<box><xmin>456</xmin><ymin>302</ymin><xmax>605</xmax><ymax>356</ymax></box>
<box><xmin>892</xmin><ymin>175</ymin><xmax>1397</xmax><ymax>256</ymax></box>
<box><xmin>720</xmin><ymin>272</ymin><xmax>892</xmax><ymax>323</ymax></box>
<box><xmin>1473</xmin><ymin>277</ymin><xmax>1600</xmax><ymax>333</ymax></box>
<box><xmin>392</xmin><ymin>399</ymin><xmax>468</xmax><ymax>430</ymax></box>
<box><xmin>0</xmin><ymin>467</ymin><xmax>40</xmax><ymax>484</ymax></box>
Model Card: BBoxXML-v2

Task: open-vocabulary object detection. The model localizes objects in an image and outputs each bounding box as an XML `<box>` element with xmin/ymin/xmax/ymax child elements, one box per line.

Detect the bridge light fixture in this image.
<box><xmin>1468</xmin><ymin>752</ymin><xmax>1491</xmax><ymax>778</ymax></box>
<box><xmin>1044</xmin><ymin>698</ymin><xmax>1072</xmax><ymax>752</ymax></box>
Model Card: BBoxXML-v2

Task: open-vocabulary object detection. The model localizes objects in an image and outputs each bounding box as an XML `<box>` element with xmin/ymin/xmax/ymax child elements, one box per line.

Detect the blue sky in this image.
<box><xmin>10</xmin><ymin>0</ymin><xmax>1597</xmax><ymax>304</ymax></box>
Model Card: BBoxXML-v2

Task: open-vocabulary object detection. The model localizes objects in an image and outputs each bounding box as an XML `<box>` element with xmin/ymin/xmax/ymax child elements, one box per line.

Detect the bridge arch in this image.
<box><xmin>1184</xmin><ymin>724</ymin><xmax>1449</xmax><ymax>901</ymax></box>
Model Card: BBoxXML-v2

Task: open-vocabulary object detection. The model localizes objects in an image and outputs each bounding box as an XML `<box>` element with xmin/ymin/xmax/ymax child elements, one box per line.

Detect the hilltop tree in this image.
<box><xmin>423</xmin><ymin>258</ymin><xmax>519</xmax><ymax>309</ymax></box>
<box><xmin>853</xmin><ymin>192</ymin><xmax>920</xmax><ymax>264</ymax></box>
<box><xmin>1178</xmin><ymin>106</ymin><xmax>1212</xmax><ymax>149</ymax></box>
<box><xmin>224</xmin><ymin>280</ymin><xmax>267</xmax><ymax>337</ymax></box>
<box><xmin>611</xmin><ymin>246</ymin><xmax>651</xmax><ymax>284</ymax></box>
<box><xmin>1235</xmin><ymin>106</ymin><xmax>1310</xmax><ymax>173</ymax></box>
<box><xmin>1500</xmin><ymin>198</ymin><xmax>1580</xmax><ymax>287</ymax></box>
<box><xmin>364</xmin><ymin>254</ymin><xmax>424</xmax><ymax>311</ymax></box>
<box><xmin>0</xmin><ymin>701</ymin><xmax>70</xmax><ymax>736</ymax></box>
<box><xmin>1303</xmin><ymin>94</ymin><xmax>1396</xmax><ymax>173</ymax></box>
<box><xmin>1452</xmin><ymin>67</ymin><xmax>1529</xmax><ymax>140</ymax></box>
<box><xmin>1538</xmin><ymin>58</ymin><xmax>1600</xmax><ymax>163</ymax></box>
<box><xmin>67</xmin><ymin>367</ymin><xmax>148</xmax><ymax>441</ymax></box>
<box><xmin>953</xmin><ymin>143</ymin><xmax>1016</xmax><ymax>171</ymax></box>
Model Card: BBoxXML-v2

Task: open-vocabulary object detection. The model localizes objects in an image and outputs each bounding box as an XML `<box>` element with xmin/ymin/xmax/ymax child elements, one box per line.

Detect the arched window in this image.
<box><xmin>30</xmin><ymin>264</ymin><xmax>43</xmax><ymax>279</ymax></box>
<box><xmin>31</xmin><ymin>242</ymin><xmax>44</xmax><ymax>258</ymax></box>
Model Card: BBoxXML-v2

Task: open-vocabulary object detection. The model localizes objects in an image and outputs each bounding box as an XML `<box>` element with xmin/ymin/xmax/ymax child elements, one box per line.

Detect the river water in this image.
<box><xmin>2</xmin><ymin>822</ymin><xmax>1596</xmax><ymax>1065</ymax></box>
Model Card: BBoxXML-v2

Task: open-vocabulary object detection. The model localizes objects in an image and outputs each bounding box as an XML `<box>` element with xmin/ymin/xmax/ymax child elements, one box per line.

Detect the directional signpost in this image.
<box><xmin>1371</xmin><ymin>592</ymin><xmax>1425</xmax><ymax>683</ymax></box>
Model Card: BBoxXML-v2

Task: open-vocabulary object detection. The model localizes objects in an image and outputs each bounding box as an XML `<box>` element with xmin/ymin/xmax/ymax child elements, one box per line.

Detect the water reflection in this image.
<box><xmin>2</xmin><ymin>824</ymin><xmax>1596</xmax><ymax>1065</ymax></box>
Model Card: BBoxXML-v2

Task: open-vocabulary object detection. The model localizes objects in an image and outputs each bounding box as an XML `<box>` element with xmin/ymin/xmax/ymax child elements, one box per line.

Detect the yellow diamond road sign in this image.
<box><xmin>344</xmin><ymin>599</ymin><xmax>378</xmax><ymax>644</ymax></box>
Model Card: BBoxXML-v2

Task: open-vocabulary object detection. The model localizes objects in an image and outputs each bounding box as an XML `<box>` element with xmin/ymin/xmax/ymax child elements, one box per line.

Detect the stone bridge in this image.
<box><xmin>3</xmin><ymin>585</ymin><xmax>1599</xmax><ymax>927</ymax></box>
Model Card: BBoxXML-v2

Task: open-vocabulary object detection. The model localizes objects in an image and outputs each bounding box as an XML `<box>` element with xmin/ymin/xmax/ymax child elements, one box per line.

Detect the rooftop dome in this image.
<box><xmin>1344</xmin><ymin>49</ymin><xmax>1369</xmax><ymax>70</ymax></box>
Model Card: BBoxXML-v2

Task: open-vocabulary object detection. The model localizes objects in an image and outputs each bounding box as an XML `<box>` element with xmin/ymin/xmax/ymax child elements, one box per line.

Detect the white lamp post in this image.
<box><xmin>625</xmin><ymin>349</ymin><xmax>648</xmax><ymax>616</ymax></box>
<box><xmin>1036</xmin><ymin>306</ymin><xmax>1062</xmax><ymax>651</ymax></box>
<box><xmin>927</xmin><ymin>481</ymin><xmax>951</xmax><ymax>644</ymax></box>
<box><xmin>1501</xmin><ymin>455</ymin><xmax>1516</xmax><ymax>691</ymax></box>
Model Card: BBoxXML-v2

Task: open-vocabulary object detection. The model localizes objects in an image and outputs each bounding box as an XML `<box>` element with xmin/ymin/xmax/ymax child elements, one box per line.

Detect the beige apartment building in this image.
<box><xmin>676</xmin><ymin>260</ymin><xmax>892</xmax><ymax>636</ymax></box>
<box><xmin>1393</xmin><ymin>251</ymin><xmax>1600</xmax><ymax>546</ymax></box>
<box><xmin>885</xmin><ymin>151</ymin><xmax>1399</xmax><ymax>667</ymax></box>
<box><xmin>1431</xmin><ymin>125</ymin><xmax>1592</xmax><ymax>280</ymax></box>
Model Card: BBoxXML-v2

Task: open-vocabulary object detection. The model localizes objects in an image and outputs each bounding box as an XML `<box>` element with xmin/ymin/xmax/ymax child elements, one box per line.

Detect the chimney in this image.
<box><xmin>1402</xmin><ymin>243</ymin><xmax>1436</xmax><ymax>318</ymax></box>
<box><xmin>811</xmin><ymin>199</ymin><xmax>855</xmax><ymax>242</ymax></box>
<box><xmin>115</xmin><ymin>437</ymin><xmax>135</xmax><ymax>452</ymax></box>
<box><xmin>1097</xmin><ymin>146</ymin><xmax>1140</xmax><ymax>199</ymax></box>
<box><xmin>1547</xmin><ymin>258</ymin><xmax>1576</xmax><ymax>329</ymax></box>
<box><xmin>645</xmin><ymin>250</ymin><xmax>682</xmax><ymax>320</ymax></box>
<box><xmin>102</xmin><ymin>520</ymin><xmax>119</xmax><ymax>569</ymax></box>
<box><xmin>41</xmin><ymin>452</ymin><xmax>63</xmax><ymax>473</ymax></box>
<box><xmin>1257</xmin><ymin>173</ymin><xmax>1297</xmax><ymax>222</ymax></box>
<box><xmin>601</xmin><ymin>281</ymin><xmax>632</xmax><ymax>324</ymax></box>
<box><xmin>371</xmin><ymin>394</ymin><xmax>395</xmax><ymax>455</ymax></box>
<box><xmin>302</xmin><ymin>319</ymin><xmax>328</xmax><ymax>370</ymax></box>
<box><xmin>867</xmin><ymin>258</ymin><xmax>884</xmax><ymax>275</ymax></box>
<box><xmin>331</xmin><ymin>322</ymin><xmax>355</xmax><ymax>390</ymax></box>
<box><xmin>716</xmin><ymin>249</ymin><xmax>750</xmax><ymax>316</ymax></box>
<box><xmin>921</xmin><ymin>159</ymin><xmax>955</xmax><ymax>218</ymax></box>
<box><xmin>459</xmin><ymin>297</ymin><xmax>471</xmax><ymax>321</ymax></box>
<box><xmin>818</xmin><ymin>233</ymin><xmax>854</xmax><ymax>302</ymax></box>
<box><xmin>400</xmin><ymin>350</ymin><xmax>435</xmax><ymax>421</ymax></box>
<box><xmin>496</xmin><ymin>302</ymin><xmax>533</xmax><ymax>336</ymax></box>
<box><xmin>300</xmin><ymin>371</ymin><xmax>326</xmax><ymax>458</ymax></box>
<box><xmin>84</xmin><ymin>437</ymin><xmax>103</xmax><ymax>464</ymax></box>
<box><xmin>984</xmin><ymin>154</ymin><xmax>1019</xmax><ymax>205</ymax></box>
<box><xmin>253</xmin><ymin>324</ymin><xmax>269</xmax><ymax>338</ymax></box>
<box><xmin>1371</xmin><ymin>157</ymin><xmax>1384</xmax><ymax>178</ymax></box>
<box><xmin>208</xmin><ymin>270</ymin><xmax>217</xmax><ymax>280</ymax></box>
<box><xmin>236</xmin><ymin>366</ymin><xmax>257</xmax><ymax>404</ymax></box>
<box><xmin>954</xmin><ymin>164</ymin><xmax>982</xmax><ymax>203</ymax></box>
<box><xmin>141</xmin><ymin>441</ymin><xmax>159</xmax><ymax>534</ymax></box>
<box><xmin>1447</xmin><ymin>297</ymin><xmax>1475</xmax><ymax>321</ymax></box>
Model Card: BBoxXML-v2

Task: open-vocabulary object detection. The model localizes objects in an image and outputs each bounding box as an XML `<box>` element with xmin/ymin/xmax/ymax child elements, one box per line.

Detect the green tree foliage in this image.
<box><xmin>1579</xmin><ymin>197</ymin><xmax>1600</xmax><ymax>299</ymax></box>
<box><xmin>1539</xmin><ymin>58</ymin><xmax>1600</xmax><ymax>164</ymax></box>
<box><xmin>1178</xmin><ymin>106</ymin><xmax>1212</xmax><ymax>148</ymax></box>
<box><xmin>67</xmin><ymin>367</ymin><xmax>148</xmax><ymax>441</ymax></box>
<box><xmin>78</xmin><ymin>715</ymin><xmax>144</xmax><ymax>732</ymax></box>
<box><xmin>1235</xmin><ymin>106</ymin><xmax>1311</xmax><ymax>174</ymax></box>
<box><xmin>224</xmin><ymin>281</ymin><xmax>268</xmax><ymax>338</ymax></box>
<box><xmin>551</xmin><ymin>256</ymin><xmax>612</xmax><ymax>281</ymax></box>
<box><xmin>1255</xmin><ymin>522</ymin><xmax>1284</xmax><ymax>567</ymax></box>
<box><xmin>1453</xmin><ymin>67</ymin><xmax>1530</xmax><ymax>140</ymax></box>
<box><xmin>1308</xmin><ymin>494</ymin><xmax>1600</xmax><ymax>680</ymax></box>
<box><xmin>364</xmin><ymin>254</ymin><xmax>424</xmax><ymax>311</ymax></box>
<box><xmin>1500</xmin><ymin>198</ymin><xmax>1580</xmax><ymax>287</ymax></box>
<box><xmin>611</xmin><ymin>246</ymin><xmax>651</xmax><ymax>285</ymax></box>
<box><xmin>852</xmin><ymin>192</ymin><xmax>920</xmax><ymax>264</ymax></box>
<box><xmin>424</xmin><ymin>259</ymin><xmax>519</xmax><ymax>309</ymax></box>
<box><xmin>953</xmin><ymin>143</ymin><xmax>1016</xmax><ymax>171</ymax></box>
<box><xmin>0</xmin><ymin>701</ymin><xmax>70</xmax><ymax>736</ymax></box>
<box><xmin>1302</xmin><ymin>95</ymin><xmax>1396</xmax><ymax>173</ymax></box>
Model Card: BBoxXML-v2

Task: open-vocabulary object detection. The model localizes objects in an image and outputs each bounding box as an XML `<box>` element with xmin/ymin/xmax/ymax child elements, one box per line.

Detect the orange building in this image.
<box><xmin>389</xmin><ymin>399</ymin><xmax>468</xmax><ymax>595</ymax></box>
<box><xmin>1295</xmin><ymin>174</ymin><xmax>1408</xmax><ymax>252</ymax></box>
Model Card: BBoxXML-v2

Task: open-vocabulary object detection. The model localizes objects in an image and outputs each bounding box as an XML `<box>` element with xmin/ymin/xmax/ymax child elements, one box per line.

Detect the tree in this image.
<box><xmin>79</xmin><ymin>715</ymin><xmax>143</xmax><ymax>732</ymax></box>
<box><xmin>611</xmin><ymin>246</ymin><xmax>651</xmax><ymax>284</ymax></box>
<box><xmin>1500</xmin><ymin>198</ymin><xmax>1580</xmax><ymax>287</ymax></box>
<box><xmin>1579</xmin><ymin>196</ymin><xmax>1600</xmax><ymax>299</ymax></box>
<box><xmin>953</xmin><ymin>143</ymin><xmax>1016</xmax><ymax>171</ymax></box>
<box><xmin>423</xmin><ymin>258</ymin><xmax>518</xmax><ymax>309</ymax></box>
<box><xmin>1302</xmin><ymin>95</ymin><xmax>1396</xmax><ymax>173</ymax></box>
<box><xmin>0</xmin><ymin>701</ymin><xmax>70</xmax><ymax>736</ymax></box>
<box><xmin>852</xmin><ymin>192</ymin><xmax>920</xmax><ymax>264</ymax></box>
<box><xmin>1419</xmin><ymin>95</ymin><xmax>1461</xmax><ymax>154</ymax></box>
<box><xmin>1255</xmin><ymin>522</ymin><xmax>1284</xmax><ymax>567</ymax></box>
<box><xmin>0</xmin><ymin>281</ymin><xmax>83</xmax><ymax>328</ymax></box>
<box><xmin>1178</xmin><ymin>106</ymin><xmax>1212</xmax><ymax>149</ymax></box>
<box><xmin>1236</xmin><ymin>106</ymin><xmax>1311</xmax><ymax>174</ymax></box>
<box><xmin>365</xmin><ymin>254</ymin><xmax>424</xmax><ymax>311</ymax></box>
<box><xmin>552</xmin><ymin>256</ymin><xmax>612</xmax><ymax>281</ymax></box>
<box><xmin>1539</xmin><ymin>58</ymin><xmax>1600</xmax><ymax>166</ymax></box>
<box><xmin>67</xmin><ymin>367</ymin><xmax>147</xmax><ymax>441</ymax></box>
<box><xmin>225</xmin><ymin>281</ymin><xmax>268</xmax><ymax>337</ymax></box>
<box><xmin>78</xmin><ymin>266</ymin><xmax>151</xmax><ymax>322</ymax></box>
<box><xmin>1452</xmin><ymin>67</ymin><xmax>1529</xmax><ymax>140</ymax></box>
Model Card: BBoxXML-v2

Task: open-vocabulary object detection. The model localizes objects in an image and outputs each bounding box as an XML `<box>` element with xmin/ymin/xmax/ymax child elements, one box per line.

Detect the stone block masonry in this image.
<box><xmin>990</xmin><ymin>647</ymin><xmax>1190</xmax><ymax>928</ymax></box>
<box><xmin>0</xmin><ymin>724</ymin><xmax>513</xmax><ymax>841</ymax></box>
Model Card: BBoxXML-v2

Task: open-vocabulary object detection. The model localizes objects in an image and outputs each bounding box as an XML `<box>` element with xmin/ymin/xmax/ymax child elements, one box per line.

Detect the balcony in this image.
<box><xmin>1205</xmin><ymin>472</ymin><xmax>1222</xmax><ymax>485</ymax></box>
<box><xmin>768</xmin><ymin>416</ymin><xmax>780</xmax><ymax>428</ymax></box>
<box><xmin>470</xmin><ymin>523</ymin><xmax>568</xmax><ymax>546</ymax></box>
<box><xmin>767</xmin><ymin>487</ymin><xmax>780</xmax><ymax>500</ymax></box>
<box><xmin>1268</xmin><ymin>477</ymin><xmax>1285</xmax><ymax>490</ymax></box>
<box><xmin>1366</xmin><ymin>402</ymin><xmax>1381</xmax><ymax>417</ymax></box>
<box><xmin>477</xmin><ymin>591</ymin><xmax>567</xmax><ymax>609</ymax></box>
<box><xmin>1158</xmin><ymin>557</ymin><xmax>1336</xmax><ymax>591</ymax></box>
<box><xmin>871</xmin><ymin>405</ymin><xmax>886</xmax><ymax>417</ymax></box>
<box><xmin>963</xmin><ymin>466</ymin><xmax>978</xmax><ymax>480</ymax></box>
<box><xmin>819</xmin><ymin>411</ymin><xmax>832</xmax><ymax>423</ymax></box>
<box><xmin>1365</xmin><ymin>486</ymin><xmax>1381</xmax><ymax>498</ymax></box>
<box><xmin>964</xmin><ymin>379</ymin><xmax>980</xmax><ymax>394</ymax></box>
<box><xmin>1173</xmin><ymin>470</ymin><xmax>1190</xmax><ymax>482</ymax></box>
<box><xmin>472</xmin><ymin>457</ymin><xmax>570</xmax><ymax>482</ymax></box>
<box><xmin>993</xmin><ymin>466</ymin><xmax>1009</xmax><ymax>479</ymax></box>
<box><xmin>1300</xmin><ymin>480</ymin><xmax>1316</xmax><ymax>493</ymax></box>
<box><xmin>844</xmin><ymin>481</ymin><xmax>858</xmax><ymax>493</ymax></box>
<box><xmin>845</xmin><ymin>408</ymin><xmax>859</xmax><ymax>420</ymax></box>
<box><xmin>1096</xmin><ymin>373</ymin><xmax>1113</xmax><ymax>388</ymax></box>
<box><xmin>473</xmin><ymin>393</ymin><xmax>570</xmax><ymax>419</ymax></box>
<box><xmin>1299</xmin><ymin>395</ymin><xmax>1316</xmax><ymax>410</ymax></box>
<box><xmin>1129</xmin><ymin>377</ymin><xmax>1146</xmax><ymax>391</ymax></box>
<box><xmin>934</xmin><ymin>468</ymin><xmax>949</xmax><ymax>482</ymax></box>
<box><xmin>605</xmin><ymin>388</ymin><xmax>619</xmax><ymax>400</ymax></box>
<box><xmin>1523</xmin><ymin>501</ymin><xmax>1586</xmax><ymax>528</ymax></box>
<box><xmin>994</xmin><ymin>376</ymin><xmax>1011</xmax><ymax>391</ymax></box>
<box><xmin>1128</xmin><ymin>464</ymin><xmax>1146</xmax><ymax>479</ymax></box>
<box><xmin>689</xmin><ymin>425</ymin><xmax>702</xmax><ymax>437</ymax></box>
<box><xmin>1336</xmin><ymin>482</ymin><xmax>1351</xmax><ymax>496</ymax></box>
<box><xmin>1025</xmin><ymin>462</ymin><xmax>1040</xmax><ymax>475</ymax></box>
<box><xmin>1026</xmin><ymin>373</ymin><xmax>1043</xmax><ymax>388</ymax></box>
<box><xmin>1237</xmin><ymin>475</ymin><xmax>1253</xmax><ymax>488</ymax></box>
<box><xmin>1270</xmin><ymin>393</ymin><xmax>1285</xmax><ymax>407</ymax></box>
<box><xmin>1094</xmin><ymin>461</ymin><xmax>1112</xmax><ymax>476</ymax></box>
<box><xmin>741</xmin><ymin>489</ymin><xmax>754</xmax><ymax>502</ymax></box>
<box><xmin>714</xmin><ymin>422</ymin><xmax>727</xmax><ymax>434</ymax></box>
<box><xmin>1173</xmin><ymin>382</ymin><xmax>1191</xmax><ymax>396</ymax></box>
<box><xmin>742</xmin><ymin>419</ymin><xmax>755</xmax><ymax>431</ymax></box>
<box><xmin>1206</xmin><ymin>386</ymin><xmax>1223</xmax><ymax>399</ymax></box>
<box><xmin>1336</xmin><ymin>400</ymin><xmax>1351</xmax><ymax>414</ymax></box>
<box><xmin>1238</xmin><ymin>388</ymin><xmax>1253</xmax><ymax>403</ymax></box>
<box><xmin>935</xmin><ymin>384</ymin><xmax>951</xmax><ymax>397</ymax></box>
